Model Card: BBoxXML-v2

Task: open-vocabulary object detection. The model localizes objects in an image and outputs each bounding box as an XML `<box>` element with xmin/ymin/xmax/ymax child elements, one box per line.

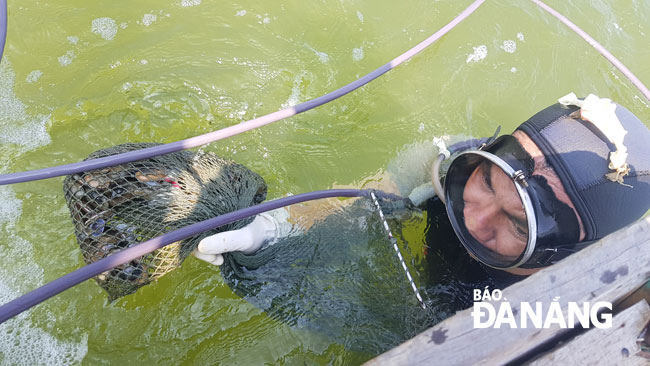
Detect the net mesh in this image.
<box><xmin>220</xmin><ymin>200</ymin><xmax>445</xmax><ymax>354</ymax></box>
<box><xmin>63</xmin><ymin>143</ymin><xmax>267</xmax><ymax>299</ymax></box>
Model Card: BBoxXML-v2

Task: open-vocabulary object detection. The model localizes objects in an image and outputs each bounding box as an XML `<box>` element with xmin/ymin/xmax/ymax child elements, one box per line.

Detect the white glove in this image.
<box><xmin>408</xmin><ymin>182</ymin><xmax>437</xmax><ymax>207</ymax></box>
<box><xmin>192</xmin><ymin>210</ymin><xmax>290</xmax><ymax>266</ymax></box>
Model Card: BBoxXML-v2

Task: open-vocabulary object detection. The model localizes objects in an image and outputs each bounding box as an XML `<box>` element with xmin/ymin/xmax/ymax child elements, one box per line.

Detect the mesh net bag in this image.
<box><xmin>63</xmin><ymin>143</ymin><xmax>267</xmax><ymax>299</ymax></box>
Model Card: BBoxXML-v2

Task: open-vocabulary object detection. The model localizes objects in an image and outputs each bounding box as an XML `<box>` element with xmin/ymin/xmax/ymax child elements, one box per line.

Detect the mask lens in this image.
<box><xmin>445</xmin><ymin>152</ymin><xmax>532</xmax><ymax>268</ymax></box>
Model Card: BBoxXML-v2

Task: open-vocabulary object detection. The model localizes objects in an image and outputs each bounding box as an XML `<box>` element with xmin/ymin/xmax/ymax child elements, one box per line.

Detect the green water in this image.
<box><xmin>1</xmin><ymin>0</ymin><xmax>649</xmax><ymax>364</ymax></box>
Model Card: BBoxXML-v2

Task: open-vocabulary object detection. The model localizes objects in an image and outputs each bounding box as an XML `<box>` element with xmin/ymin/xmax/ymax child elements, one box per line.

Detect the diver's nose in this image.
<box><xmin>464</xmin><ymin>201</ymin><xmax>497</xmax><ymax>246</ymax></box>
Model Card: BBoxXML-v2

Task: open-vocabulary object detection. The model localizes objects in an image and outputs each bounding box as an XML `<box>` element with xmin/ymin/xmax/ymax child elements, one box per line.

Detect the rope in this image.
<box><xmin>370</xmin><ymin>191</ymin><xmax>427</xmax><ymax>309</ymax></box>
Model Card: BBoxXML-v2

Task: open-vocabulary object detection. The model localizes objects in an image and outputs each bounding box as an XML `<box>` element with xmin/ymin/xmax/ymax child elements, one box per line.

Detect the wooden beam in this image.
<box><xmin>365</xmin><ymin>217</ymin><xmax>650</xmax><ymax>366</ymax></box>
<box><xmin>525</xmin><ymin>300</ymin><xmax>650</xmax><ymax>365</ymax></box>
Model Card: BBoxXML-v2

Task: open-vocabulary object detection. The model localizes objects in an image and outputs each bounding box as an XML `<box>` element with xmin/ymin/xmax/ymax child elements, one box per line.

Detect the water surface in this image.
<box><xmin>1</xmin><ymin>0</ymin><xmax>649</xmax><ymax>364</ymax></box>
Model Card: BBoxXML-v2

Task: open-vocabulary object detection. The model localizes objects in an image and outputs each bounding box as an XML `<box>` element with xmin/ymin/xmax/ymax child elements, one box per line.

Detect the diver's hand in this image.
<box><xmin>192</xmin><ymin>213</ymin><xmax>279</xmax><ymax>266</ymax></box>
<box><xmin>408</xmin><ymin>182</ymin><xmax>437</xmax><ymax>207</ymax></box>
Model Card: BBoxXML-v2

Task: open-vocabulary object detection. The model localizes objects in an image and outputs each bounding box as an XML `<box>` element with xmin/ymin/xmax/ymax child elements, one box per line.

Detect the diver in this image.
<box><xmin>191</xmin><ymin>93</ymin><xmax>650</xmax><ymax>352</ymax></box>
<box><xmin>195</xmin><ymin>93</ymin><xmax>650</xmax><ymax>277</ymax></box>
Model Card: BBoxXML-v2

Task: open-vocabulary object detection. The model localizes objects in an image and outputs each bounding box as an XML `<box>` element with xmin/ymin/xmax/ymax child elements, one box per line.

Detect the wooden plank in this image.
<box><xmin>365</xmin><ymin>217</ymin><xmax>650</xmax><ymax>366</ymax></box>
<box><xmin>525</xmin><ymin>300</ymin><xmax>650</xmax><ymax>366</ymax></box>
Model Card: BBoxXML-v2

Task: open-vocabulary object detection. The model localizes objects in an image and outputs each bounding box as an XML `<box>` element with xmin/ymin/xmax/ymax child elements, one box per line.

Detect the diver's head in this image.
<box><xmin>443</xmin><ymin>94</ymin><xmax>650</xmax><ymax>272</ymax></box>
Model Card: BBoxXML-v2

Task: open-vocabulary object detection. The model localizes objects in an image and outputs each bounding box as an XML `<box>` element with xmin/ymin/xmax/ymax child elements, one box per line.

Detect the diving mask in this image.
<box><xmin>443</xmin><ymin>135</ymin><xmax>581</xmax><ymax>269</ymax></box>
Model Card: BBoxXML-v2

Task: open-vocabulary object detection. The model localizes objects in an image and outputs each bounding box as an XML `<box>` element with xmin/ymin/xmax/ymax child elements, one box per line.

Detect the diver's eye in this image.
<box><xmin>513</xmin><ymin>222</ymin><xmax>527</xmax><ymax>240</ymax></box>
<box><xmin>480</xmin><ymin>162</ymin><xmax>494</xmax><ymax>193</ymax></box>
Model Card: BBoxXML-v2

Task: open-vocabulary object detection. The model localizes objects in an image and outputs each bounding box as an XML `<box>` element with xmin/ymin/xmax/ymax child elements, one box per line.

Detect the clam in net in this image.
<box><xmin>63</xmin><ymin>143</ymin><xmax>267</xmax><ymax>299</ymax></box>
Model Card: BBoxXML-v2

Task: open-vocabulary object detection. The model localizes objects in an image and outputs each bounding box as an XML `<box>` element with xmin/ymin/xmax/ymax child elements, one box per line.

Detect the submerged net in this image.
<box><xmin>219</xmin><ymin>200</ymin><xmax>448</xmax><ymax>354</ymax></box>
<box><xmin>63</xmin><ymin>143</ymin><xmax>267</xmax><ymax>299</ymax></box>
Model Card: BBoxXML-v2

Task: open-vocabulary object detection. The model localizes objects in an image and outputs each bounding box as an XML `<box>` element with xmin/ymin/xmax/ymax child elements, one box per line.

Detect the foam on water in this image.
<box><xmin>0</xmin><ymin>62</ymin><xmax>87</xmax><ymax>365</ymax></box>
<box><xmin>304</xmin><ymin>44</ymin><xmax>329</xmax><ymax>63</ymax></box>
<box><xmin>58</xmin><ymin>50</ymin><xmax>76</xmax><ymax>66</ymax></box>
<box><xmin>0</xmin><ymin>185</ymin><xmax>22</xmax><ymax>227</ymax></box>
<box><xmin>142</xmin><ymin>14</ymin><xmax>157</xmax><ymax>27</ymax></box>
<box><xmin>91</xmin><ymin>17</ymin><xmax>118</xmax><ymax>40</ymax></box>
<box><xmin>352</xmin><ymin>47</ymin><xmax>364</xmax><ymax>61</ymax></box>
<box><xmin>235</xmin><ymin>10</ymin><xmax>246</xmax><ymax>16</ymax></box>
<box><xmin>0</xmin><ymin>281</ymin><xmax>88</xmax><ymax>366</ymax></box>
<box><xmin>356</xmin><ymin>11</ymin><xmax>364</xmax><ymax>24</ymax></box>
<box><xmin>517</xmin><ymin>32</ymin><xmax>524</xmax><ymax>41</ymax></box>
<box><xmin>181</xmin><ymin>0</ymin><xmax>201</xmax><ymax>7</ymax></box>
<box><xmin>67</xmin><ymin>36</ymin><xmax>79</xmax><ymax>45</ymax></box>
<box><xmin>466</xmin><ymin>45</ymin><xmax>487</xmax><ymax>63</ymax></box>
<box><xmin>501</xmin><ymin>40</ymin><xmax>516</xmax><ymax>53</ymax></box>
<box><xmin>25</xmin><ymin>70</ymin><xmax>43</xmax><ymax>83</ymax></box>
<box><xmin>0</xmin><ymin>60</ymin><xmax>51</xmax><ymax>152</ymax></box>
<box><xmin>282</xmin><ymin>72</ymin><xmax>306</xmax><ymax>108</ymax></box>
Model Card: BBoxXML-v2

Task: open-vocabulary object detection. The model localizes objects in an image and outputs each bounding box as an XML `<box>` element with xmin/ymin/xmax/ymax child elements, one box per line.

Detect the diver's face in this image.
<box><xmin>462</xmin><ymin>161</ymin><xmax>528</xmax><ymax>258</ymax></box>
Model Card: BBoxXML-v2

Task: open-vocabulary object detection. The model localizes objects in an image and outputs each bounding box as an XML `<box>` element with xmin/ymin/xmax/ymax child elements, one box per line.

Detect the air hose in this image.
<box><xmin>431</xmin><ymin>131</ymin><xmax>501</xmax><ymax>204</ymax></box>
<box><xmin>0</xmin><ymin>0</ymin><xmax>486</xmax><ymax>186</ymax></box>
<box><xmin>0</xmin><ymin>0</ymin><xmax>6</xmax><ymax>62</ymax></box>
<box><xmin>0</xmin><ymin>188</ymin><xmax>406</xmax><ymax>324</ymax></box>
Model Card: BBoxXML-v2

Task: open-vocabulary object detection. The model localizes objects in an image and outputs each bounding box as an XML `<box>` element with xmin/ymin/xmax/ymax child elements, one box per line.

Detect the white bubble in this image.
<box><xmin>120</xmin><ymin>22</ymin><xmax>128</xmax><ymax>29</ymax></box>
<box><xmin>140</xmin><ymin>59</ymin><xmax>148</xmax><ymax>65</ymax></box>
<box><xmin>142</xmin><ymin>13</ymin><xmax>157</xmax><ymax>26</ymax></box>
<box><xmin>0</xmin><ymin>61</ymin><xmax>51</xmax><ymax>153</ymax></box>
<box><xmin>0</xmin><ymin>280</ymin><xmax>88</xmax><ymax>366</ymax></box>
<box><xmin>352</xmin><ymin>47</ymin><xmax>364</xmax><ymax>61</ymax></box>
<box><xmin>282</xmin><ymin>72</ymin><xmax>306</xmax><ymax>109</ymax></box>
<box><xmin>181</xmin><ymin>0</ymin><xmax>201</xmax><ymax>7</ymax></box>
<box><xmin>67</xmin><ymin>36</ymin><xmax>79</xmax><ymax>44</ymax></box>
<box><xmin>517</xmin><ymin>32</ymin><xmax>524</xmax><ymax>41</ymax></box>
<box><xmin>304</xmin><ymin>44</ymin><xmax>329</xmax><ymax>63</ymax></box>
<box><xmin>356</xmin><ymin>11</ymin><xmax>364</xmax><ymax>23</ymax></box>
<box><xmin>418</xmin><ymin>123</ymin><xmax>425</xmax><ymax>133</ymax></box>
<box><xmin>25</xmin><ymin>70</ymin><xmax>43</xmax><ymax>83</ymax></box>
<box><xmin>501</xmin><ymin>40</ymin><xmax>516</xmax><ymax>53</ymax></box>
<box><xmin>58</xmin><ymin>50</ymin><xmax>75</xmax><ymax>66</ymax></box>
<box><xmin>262</xmin><ymin>17</ymin><xmax>270</xmax><ymax>24</ymax></box>
<box><xmin>91</xmin><ymin>17</ymin><xmax>118</xmax><ymax>40</ymax></box>
<box><xmin>286</xmin><ymin>82</ymin><xmax>300</xmax><ymax>107</ymax></box>
<box><xmin>511</xmin><ymin>67</ymin><xmax>517</xmax><ymax>73</ymax></box>
<box><xmin>235</xmin><ymin>10</ymin><xmax>247</xmax><ymax>16</ymax></box>
<box><xmin>0</xmin><ymin>120</ymin><xmax>81</xmax><ymax>366</ymax></box>
<box><xmin>0</xmin><ymin>185</ymin><xmax>22</xmax><ymax>226</ymax></box>
<box><xmin>466</xmin><ymin>45</ymin><xmax>487</xmax><ymax>63</ymax></box>
<box><xmin>314</xmin><ymin>50</ymin><xmax>329</xmax><ymax>63</ymax></box>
